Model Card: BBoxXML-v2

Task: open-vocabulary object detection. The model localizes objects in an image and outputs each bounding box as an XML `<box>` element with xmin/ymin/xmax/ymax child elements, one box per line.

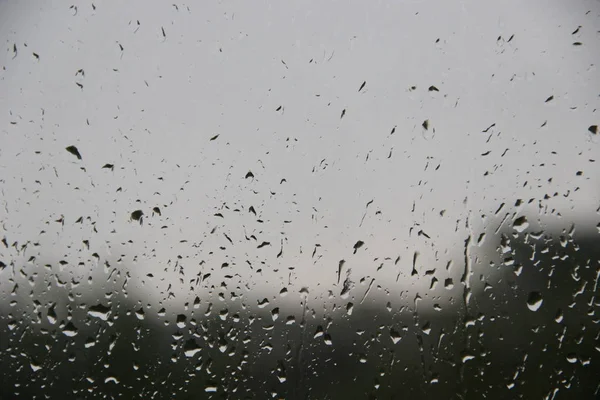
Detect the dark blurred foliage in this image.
<box><xmin>1</xmin><ymin>215</ymin><xmax>598</xmax><ymax>400</ymax></box>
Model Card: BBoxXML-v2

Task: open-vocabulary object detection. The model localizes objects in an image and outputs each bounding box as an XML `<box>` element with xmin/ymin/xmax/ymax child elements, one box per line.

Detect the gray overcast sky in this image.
<box><xmin>1</xmin><ymin>0</ymin><xmax>599</xmax><ymax>310</ymax></box>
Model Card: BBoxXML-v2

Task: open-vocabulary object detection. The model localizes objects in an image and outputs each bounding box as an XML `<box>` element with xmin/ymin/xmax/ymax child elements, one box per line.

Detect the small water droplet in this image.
<box><xmin>135</xmin><ymin>308</ymin><xmax>145</xmax><ymax>320</ymax></box>
<box><xmin>390</xmin><ymin>328</ymin><xmax>402</xmax><ymax>344</ymax></box>
<box><xmin>555</xmin><ymin>309</ymin><xmax>563</xmax><ymax>323</ymax></box>
<box><xmin>527</xmin><ymin>291</ymin><xmax>543</xmax><ymax>311</ymax></box>
<box><xmin>314</xmin><ymin>326</ymin><xmax>324</xmax><ymax>339</ymax></box>
<box><xmin>47</xmin><ymin>305</ymin><xmax>57</xmax><ymax>324</ymax></box>
<box><xmin>218</xmin><ymin>336</ymin><xmax>228</xmax><ymax>353</ymax></box>
<box><xmin>462</xmin><ymin>354</ymin><xmax>475</xmax><ymax>363</ymax></box>
<box><xmin>65</xmin><ymin>145</ymin><xmax>82</xmax><ymax>160</ymax></box>
<box><xmin>30</xmin><ymin>361</ymin><xmax>42</xmax><ymax>372</ymax></box>
<box><xmin>277</xmin><ymin>373</ymin><xmax>287</xmax><ymax>383</ymax></box>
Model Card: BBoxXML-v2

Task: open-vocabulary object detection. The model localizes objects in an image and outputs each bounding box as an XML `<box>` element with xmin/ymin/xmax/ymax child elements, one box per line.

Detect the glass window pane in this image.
<box><xmin>1</xmin><ymin>1</ymin><xmax>599</xmax><ymax>398</ymax></box>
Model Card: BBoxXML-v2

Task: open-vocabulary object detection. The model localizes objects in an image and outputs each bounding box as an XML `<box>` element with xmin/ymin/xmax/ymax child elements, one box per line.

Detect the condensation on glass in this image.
<box><xmin>1</xmin><ymin>1</ymin><xmax>599</xmax><ymax>399</ymax></box>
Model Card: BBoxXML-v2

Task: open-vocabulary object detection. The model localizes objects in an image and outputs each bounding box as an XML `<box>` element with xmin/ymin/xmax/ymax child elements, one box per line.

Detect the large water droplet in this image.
<box><xmin>135</xmin><ymin>308</ymin><xmax>145</xmax><ymax>320</ymax></box>
<box><xmin>87</xmin><ymin>304</ymin><xmax>111</xmax><ymax>321</ymax></box>
<box><xmin>62</xmin><ymin>322</ymin><xmax>78</xmax><ymax>337</ymax></box>
<box><xmin>183</xmin><ymin>339</ymin><xmax>201</xmax><ymax>357</ymax></box>
<box><xmin>513</xmin><ymin>216</ymin><xmax>529</xmax><ymax>233</ymax></box>
<box><xmin>30</xmin><ymin>361</ymin><xmax>42</xmax><ymax>372</ymax></box>
<box><xmin>176</xmin><ymin>314</ymin><xmax>186</xmax><ymax>328</ymax></box>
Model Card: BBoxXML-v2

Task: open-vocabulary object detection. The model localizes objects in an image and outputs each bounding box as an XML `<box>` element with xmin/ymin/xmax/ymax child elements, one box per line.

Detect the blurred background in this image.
<box><xmin>0</xmin><ymin>0</ymin><xmax>599</xmax><ymax>398</ymax></box>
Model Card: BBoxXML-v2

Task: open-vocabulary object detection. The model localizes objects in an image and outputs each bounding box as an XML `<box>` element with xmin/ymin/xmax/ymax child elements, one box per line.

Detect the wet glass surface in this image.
<box><xmin>1</xmin><ymin>1</ymin><xmax>599</xmax><ymax>399</ymax></box>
